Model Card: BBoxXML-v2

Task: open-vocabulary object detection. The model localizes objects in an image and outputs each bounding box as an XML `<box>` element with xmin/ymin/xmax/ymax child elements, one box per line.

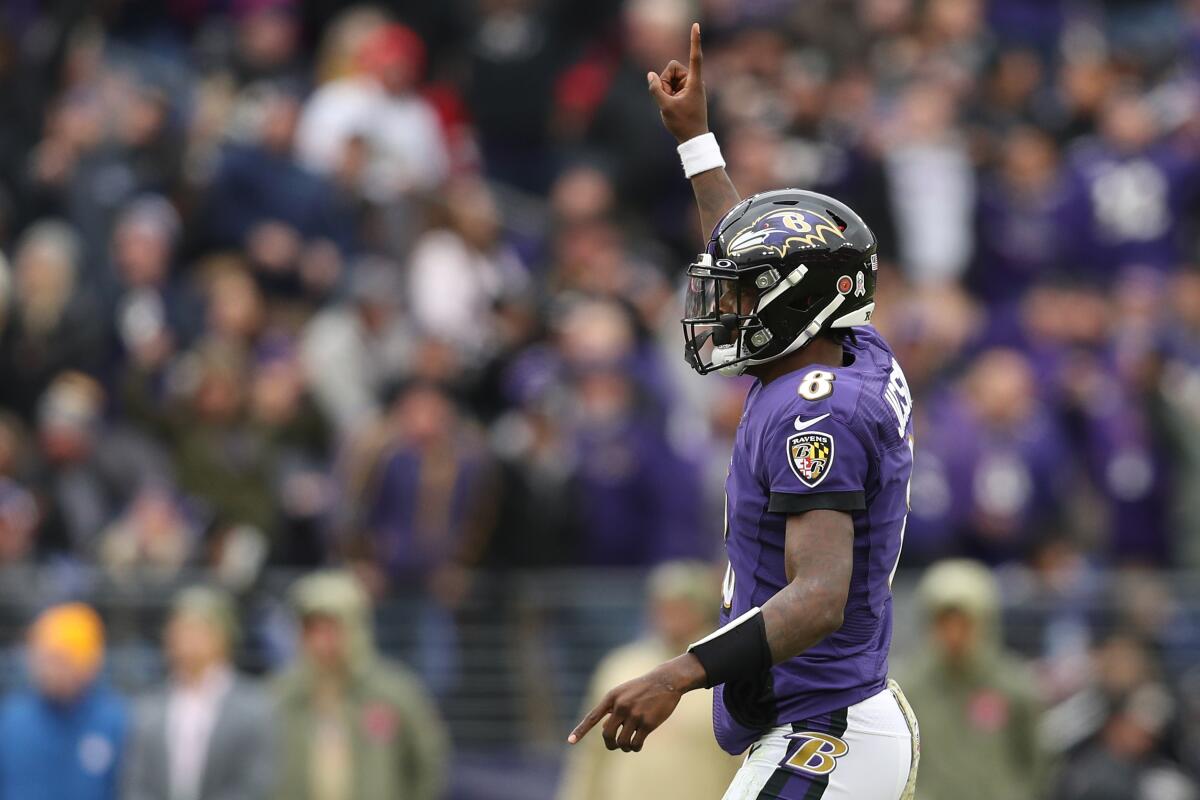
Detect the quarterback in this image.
<box><xmin>568</xmin><ymin>24</ymin><xmax>920</xmax><ymax>800</ymax></box>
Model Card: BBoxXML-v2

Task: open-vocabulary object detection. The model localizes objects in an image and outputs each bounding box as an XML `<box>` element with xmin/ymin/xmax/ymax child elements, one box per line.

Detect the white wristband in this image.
<box><xmin>677</xmin><ymin>132</ymin><xmax>725</xmax><ymax>179</ymax></box>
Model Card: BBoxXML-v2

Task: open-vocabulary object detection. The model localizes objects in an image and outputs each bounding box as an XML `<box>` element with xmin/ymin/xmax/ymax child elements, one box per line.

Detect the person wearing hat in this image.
<box><xmin>894</xmin><ymin>559</ymin><xmax>1048</xmax><ymax>800</ymax></box>
<box><xmin>123</xmin><ymin>586</ymin><xmax>275</xmax><ymax>800</ymax></box>
<box><xmin>272</xmin><ymin>570</ymin><xmax>447</xmax><ymax>800</ymax></box>
<box><xmin>295</xmin><ymin>22</ymin><xmax>448</xmax><ymax>203</ymax></box>
<box><xmin>0</xmin><ymin>603</ymin><xmax>127</xmax><ymax>800</ymax></box>
<box><xmin>557</xmin><ymin>561</ymin><xmax>741</xmax><ymax>800</ymax></box>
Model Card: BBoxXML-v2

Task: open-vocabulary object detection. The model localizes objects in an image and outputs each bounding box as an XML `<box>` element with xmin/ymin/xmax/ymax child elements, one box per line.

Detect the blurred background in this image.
<box><xmin>0</xmin><ymin>0</ymin><xmax>1198</xmax><ymax>799</ymax></box>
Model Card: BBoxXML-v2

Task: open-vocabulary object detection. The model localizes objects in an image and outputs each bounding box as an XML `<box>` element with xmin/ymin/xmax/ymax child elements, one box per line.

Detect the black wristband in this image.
<box><xmin>686</xmin><ymin>608</ymin><xmax>772</xmax><ymax>689</ymax></box>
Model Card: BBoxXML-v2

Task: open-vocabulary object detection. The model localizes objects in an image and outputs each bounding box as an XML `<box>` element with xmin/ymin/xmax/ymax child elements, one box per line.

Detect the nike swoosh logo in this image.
<box><xmin>794</xmin><ymin>412</ymin><xmax>831</xmax><ymax>431</ymax></box>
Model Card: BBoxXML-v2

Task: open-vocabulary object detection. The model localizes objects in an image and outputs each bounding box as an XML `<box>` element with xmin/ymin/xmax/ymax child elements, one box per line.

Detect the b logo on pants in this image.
<box><xmin>783</xmin><ymin>732</ymin><xmax>849</xmax><ymax>776</ymax></box>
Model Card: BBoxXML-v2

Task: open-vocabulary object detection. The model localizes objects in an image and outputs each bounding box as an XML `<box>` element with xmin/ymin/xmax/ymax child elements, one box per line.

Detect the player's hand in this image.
<box><xmin>648</xmin><ymin>22</ymin><xmax>709</xmax><ymax>144</ymax></box>
<box><xmin>567</xmin><ymin>654</ymin><xmax>706</xmax><ymax>752</ymax></box>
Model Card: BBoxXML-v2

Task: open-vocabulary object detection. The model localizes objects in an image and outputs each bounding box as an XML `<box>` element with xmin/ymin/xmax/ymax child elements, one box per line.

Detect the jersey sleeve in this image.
<box><xmin>763</xmin><ymin>411</ymin><xmax>871</xmax><ymax>515</ymax></box>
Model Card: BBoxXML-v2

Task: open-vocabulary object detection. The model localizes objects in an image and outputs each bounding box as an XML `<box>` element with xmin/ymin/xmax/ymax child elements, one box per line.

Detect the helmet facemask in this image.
<box><xmin>682</xmin><ymin>254</ymin><xmax>785</xmax><ymax>376</ymax></box>
<box><xmin>682</xmin><ymin>252</ymin><xmax>872</xmax><ymax>376</ymax></box>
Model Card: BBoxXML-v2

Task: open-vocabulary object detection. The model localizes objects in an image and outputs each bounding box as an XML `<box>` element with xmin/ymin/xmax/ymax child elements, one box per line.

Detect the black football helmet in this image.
<box><xmin>682</xmin><ymin>189</ymin><xmax>878</xmax><ymax>376</ymax></box>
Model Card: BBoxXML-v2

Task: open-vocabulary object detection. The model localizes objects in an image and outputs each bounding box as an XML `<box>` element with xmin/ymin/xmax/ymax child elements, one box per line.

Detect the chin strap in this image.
<box><xmin>712</xmin><ymin>344</ymin><xmax>748</xmax><ymax>376</ymax></box>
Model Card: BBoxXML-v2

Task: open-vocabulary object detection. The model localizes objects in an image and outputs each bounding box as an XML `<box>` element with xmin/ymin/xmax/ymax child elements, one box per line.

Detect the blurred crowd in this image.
<box><xmin>1</xmin><ymin>0</ymin><xmax>1200</xmax><ymax>797</ymax></box>
<box><xmin>0</xmin><ymin>574</ymin><xmax>448</xmax><ymax>800</ymax></box>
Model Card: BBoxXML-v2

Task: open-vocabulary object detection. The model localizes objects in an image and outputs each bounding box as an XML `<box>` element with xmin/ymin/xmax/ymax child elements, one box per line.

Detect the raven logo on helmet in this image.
<box><xmin>725</xmin><ymin>208</ymin><xmax>847</xmax><ymax>258</ymax></box>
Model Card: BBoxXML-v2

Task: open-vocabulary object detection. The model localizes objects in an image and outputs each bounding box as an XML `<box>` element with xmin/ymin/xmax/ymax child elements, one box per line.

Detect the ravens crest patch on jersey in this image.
<box><xmin>787</xmin><ymin>430</ymin><xmax>834</xmax><ymax>488</ymax></box>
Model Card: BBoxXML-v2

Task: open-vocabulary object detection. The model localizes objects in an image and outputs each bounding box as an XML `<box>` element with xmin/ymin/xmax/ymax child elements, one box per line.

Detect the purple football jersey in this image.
<box><xmin>713</xmin><ymin>327</ymin><xmax>914</xmax><ymax>755</ymax></box>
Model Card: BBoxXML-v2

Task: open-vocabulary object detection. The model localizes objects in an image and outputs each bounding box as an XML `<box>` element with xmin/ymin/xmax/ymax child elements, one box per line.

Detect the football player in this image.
<box><xmin>568</xmin><ymin>24</ymin><xmax>920</xmax><ymax>800</ymax></box>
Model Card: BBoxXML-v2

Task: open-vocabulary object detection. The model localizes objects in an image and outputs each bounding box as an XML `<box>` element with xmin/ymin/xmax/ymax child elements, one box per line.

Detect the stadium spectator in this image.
<box><xmin>0</xmin><ymin>603</ymin><xmax>126</xmax><ymax>800</ymax></box>
<box><xmin>529</xmin><ymin>296</ymin><xmax>708</xmax><ymax>564</ymax></box>
<box><xmin>122</xmin><ymin>342</ymin><xmax>280</xmax><ymax>559</ymax></box>
<box><xmin>485</xmin><ymin>390</ymin><xmax>575</xmax><ymax>568</ymax></box>
<box><xmin>198</xmin><ymin>260</ymin><xmax>267</xmax><ymax>352</ymax></box>
<box><xmin>310</xmin><ymin>7</ymin><xmax>392</xmax><ymax>87</ymax></box>
<box><xmin>0</xmin><ymin>411</ymin><xmax>31</xmax><ymax>483</ymax></box>
<box><xmin>248</xmin><ymin>338</ymin><xmax>334</xmax><ymax>566</ymax></box>
<box><xmin>348</xmin><ymin>380</ymin><xmax>495</xmax><ymax>584</ymax></box>
<box><xmin>564</xmin><ymin>361</ymin><xmax>707</xmax><ymax>564</ymax></box>
<box><xmin>0</xmin><ymin>221</ymin><xmax>104</xmax><ymax>419</ymax></box>
<box><xmin>897</xmin><ymin>560</ymin><xmax>1048</xmax><ymax>800</ymax></box>
<box><xmin>1063</xmin><ymin>89</ymin><xmax>1198</xmax><ymax>280</ymax></box>
<box><xmin>546</xmin><ymin>164</ymin><xmax>618</xmax><ymax>229</ymax></box>
<box><xmin>203</xmin><ymin>83</ymin><xmax>351</xmax><ymax>298</ymax></box>
<box><xmin>1160</xmin><ymin>268</ymin><xmax>1200</xmax><ymax>568</ymax></box>
<box><xmin>300</xmin><ymin>258</ymin><xmax>413</xmax><ymax>437</ymax></box>
<box><xmin>272</xmin><ymin>570</ymin><xmax>448</xmax><ymax>800</ymax></box>
<box><xmin>407</xmin><ymin>177</ymin><xmax>528</xmax><ymax>362</ymax></box>
<box><xmin>461</xmin><ymin>0</ymin><xmax>569</xmax><ymax>193</ymax></box>
<box><xmin>97</xmin><ymin>487</ymin><xmax>198</xmax><ymax>585</ymax></box>
<box><xmin>556</xmin><ymin>561</ymin><xmax>740</xmax><ymax>800</ymax></box>
<box><xmin>1001</xmin><ymin>536</ymin><xmax>1101</xmax><ymax>700</ymax></box>
<box><xmin>29</xmin><ymin>71</ymin><xmax>183</xmax><ymax>269</ymax></box>
<box><xmin>123</xmin><ymin>586</ymin><xmax>275</xmax><ymax>800</ymax></box>
<box><xmin>104</xmin><ymin>195</ymin><xmax>201</xmax><ymax>368</ymax></box>
<box><xmin>583</xmin><ymin>0</ymin><xmax>693</xmax><ymax>241</ymax></box>
<box><xmin>31</xmin><ymin>372</ymin><xmax>174</xmax><ymax>558</ymax></box>
<box><xmin>227</xmin><ymin>0</ymin><xmax>306</xmax><ymax>88</ymax></box>
<box><xmin>909</xmin><ymin>349</ymin><xmax>1070</xmax><ymax>563</ymax></box>
<box><xmin>1057</xmin><ymin>684</ymin><xmax>1199</xmax><ymax>800</ymax></box>
<box><xmin>0</xmin><ymin>477</ymin><xmax>39</xmax><ymax>567</ymax></box>
<box><xmin>1050</xmin><ymin>632</ymin><xmax>1198</xmax><ymax>800</ymax></box>
<box><xmin>884</xmin><ymin>82</ymin><xmax>976</xmax><ymax>283</ymax></box>
<box><xmin>296</xmin><ymin>22</ymin><xmax>449</xmax><ymax>203</ymax></box>
<box><xmin>339</xmin><ymin>379</ymin><xmax>497</xmax><ymax>692</ymax></box>
<box><xmin>969</xmin><ymin>127</ymin><xmax>1071</xmax><ymax>307</ymax></box>
<box><xmin>1110</xmin><ymin>571</ymin><xmax>1200</xmax><ymax>683</ymax></box>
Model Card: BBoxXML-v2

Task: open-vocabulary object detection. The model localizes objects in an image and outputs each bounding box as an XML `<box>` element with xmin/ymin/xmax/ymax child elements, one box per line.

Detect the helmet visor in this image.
<box><xmin>681</xmin><ymin>259</ymin><xmax>764</xmax><ymax>375</ymax></box>
<box><xmin>684</xmin><ymin>273</ymin><xmax>719</xmax><ymax>319</ymax></box>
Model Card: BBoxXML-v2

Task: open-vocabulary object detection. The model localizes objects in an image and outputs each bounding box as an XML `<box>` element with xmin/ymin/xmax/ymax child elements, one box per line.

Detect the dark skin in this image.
<box><xmin>568</xmin><ymin>23</ymin><xmax>856</xmax><ymax>754</ymax></box>
<box><xmin>646</xmin><ymin>23</ymin><xmax>741</xmax><ymax>239</ymax></box>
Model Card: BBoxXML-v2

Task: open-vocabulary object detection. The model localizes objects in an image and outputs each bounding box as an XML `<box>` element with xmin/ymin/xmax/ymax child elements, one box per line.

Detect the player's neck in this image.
<box><xmin>749</xmin><ymin>336</ymin><xmax>845</xmax><ymax>386</ymax></box>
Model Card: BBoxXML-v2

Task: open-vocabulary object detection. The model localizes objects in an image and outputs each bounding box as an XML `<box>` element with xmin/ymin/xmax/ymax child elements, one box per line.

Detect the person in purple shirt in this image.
<box><xmin>905</xmin><ymin>350</ymin><xmax>1072</xmax><ymax>565</ymax></box>
<box><xmin>1061</xmin><ymin>90</ymin><xmax>1199</xmax><ymax>281</ymax></box>
<box><xmin>569</xmin><ymin>26</ymin><xmax>919</xmax><ymax>800</ymax></box>
<box><xmin>567</xmin><ymin>364</ymin><xmax>710</xmax><ymax>566</ymax></box>
<box><xmin>970</xmin><ymin>127</ymin><xmax>1071</xmax><ymax>303</ymax></box>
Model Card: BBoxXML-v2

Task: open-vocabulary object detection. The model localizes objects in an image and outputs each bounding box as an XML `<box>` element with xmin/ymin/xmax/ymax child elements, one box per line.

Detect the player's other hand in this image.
<box><xmin>567</xmin><ymin>653</ymin><xmax>706</xmax><ymax>752</ymax></box>
<box><xmin>648</xmin><ymin>22</ymin><xmax>709</xmax><ymax>143</ymax></box>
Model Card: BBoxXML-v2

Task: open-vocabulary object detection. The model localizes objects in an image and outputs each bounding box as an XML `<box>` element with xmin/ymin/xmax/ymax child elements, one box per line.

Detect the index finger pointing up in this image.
<box><xmin>689</xmin><ymin>22</ymin><xmax>703</xmax><ymax>82</ymax></box>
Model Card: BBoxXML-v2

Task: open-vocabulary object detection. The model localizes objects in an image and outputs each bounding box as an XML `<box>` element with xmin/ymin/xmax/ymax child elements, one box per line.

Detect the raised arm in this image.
<box><xmin>648</xmin><ymin>23</ymin><xmax>741</xmax><ymax>239</ymax></box>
